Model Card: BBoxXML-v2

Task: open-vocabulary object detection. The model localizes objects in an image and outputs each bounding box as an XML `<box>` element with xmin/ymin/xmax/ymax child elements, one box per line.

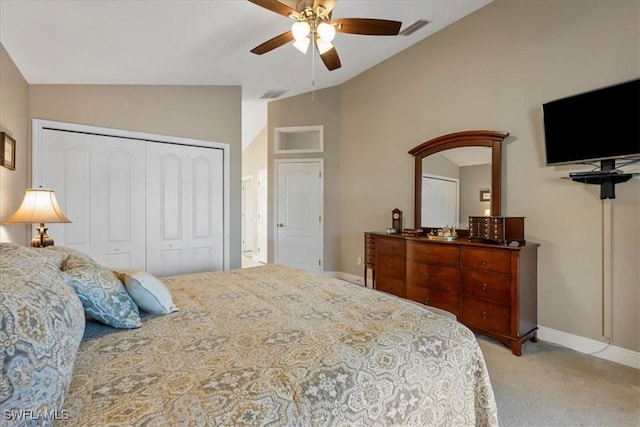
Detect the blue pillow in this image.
<box><xmin>46</xmin><ymin>246</ymin><xmax>142</xmax><ymax>329</ymax></box>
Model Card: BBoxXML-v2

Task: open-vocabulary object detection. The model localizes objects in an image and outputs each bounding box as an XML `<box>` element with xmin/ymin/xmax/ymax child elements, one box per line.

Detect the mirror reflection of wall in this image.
<box><xmin>459</xmin><ymin>163</ymin><xmax>491</xmax><ymax>227</ymax></box>
<box><xmin>421</xmin><ymin>147</ymin><xmax>491</xmax><ymax>229</ymax></box>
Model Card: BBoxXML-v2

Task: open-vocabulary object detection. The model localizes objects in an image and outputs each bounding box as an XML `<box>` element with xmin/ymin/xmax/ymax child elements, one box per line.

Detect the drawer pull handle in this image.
<box><xmin>388</xmin><ymin>246</ymin><xmax>394</xmax><ymax>252</ymax></box>
<box><xmin>482</xmin><ymin>311</ymin><xmax>488</xmax><ymax>319</ymax></box>
<box><xmin>481</xmin><ymin>258</ymin><xmax>487</xmax><ymax>265</ymax></box>
<box><xmin>482</xmin><ymin>283</ymin><xmax>487</xmax><ymax>291</ymax></box>
<box><xmin>424</xmin><ymin>273</ymin><xmax>429</xmax><ymax>280</ymax></box>
<box><xmin>388</xmin><ymin>265</ymin><xmax>393</xmax><ymax>270</ymax></box>
<box><xmin>425</xmin><ymin>298</ymin><xmax>430</xmax><ymax>304</ymax></box>
<box><xmin>424</xmin><ymin>252</ymin><xmax>429</xmax><ymax>258</ymax></box>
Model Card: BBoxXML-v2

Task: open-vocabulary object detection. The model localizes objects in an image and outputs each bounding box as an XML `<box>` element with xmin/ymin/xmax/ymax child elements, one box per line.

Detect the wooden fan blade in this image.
<box><xmin>248</xmin><ymin>0</ymin><xmax>297</xmax><ymax>18</ymax></box>
<box><xmin>332</xmin><ymin>18</ymin><xmax>402</xmax><ymax>35</ymax></box>
<box><xmin>251</xmin><ymin>31</ymin><xmax>294</xmax><ymax>55</ymax></box>
<box><xmin>313</xmin><ymin>0</ymin><xmax>338</xmax><ymax>15</ymax></box>
<box><xmin>319</xmin><ymin>45</ymin><xmax>341</xmax><ymax>71</ymax></box>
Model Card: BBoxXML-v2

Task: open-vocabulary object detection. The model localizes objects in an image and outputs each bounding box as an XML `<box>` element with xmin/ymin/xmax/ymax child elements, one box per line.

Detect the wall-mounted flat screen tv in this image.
<box><xmin>542</xmin><ymin>79</ymin><xmax>640</xmax><ymax>166</ymax></box>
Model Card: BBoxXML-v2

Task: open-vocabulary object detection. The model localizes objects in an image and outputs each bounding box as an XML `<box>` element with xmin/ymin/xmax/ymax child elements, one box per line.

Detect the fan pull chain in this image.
<box><xmin>311</xmin><ymin>36</ymin><xmax>316</xmax><ymax>103</ymax></box>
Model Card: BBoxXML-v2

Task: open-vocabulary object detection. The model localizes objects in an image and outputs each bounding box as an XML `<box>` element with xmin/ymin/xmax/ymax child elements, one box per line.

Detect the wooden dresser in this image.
<box><xmin>369</xmin><ymin>232</ymin><xmax>539</xmax><ymax>355</ymax></box>
<box><xmin>364</xmin><ymin>232</ymin><xmax>377</xmax><ymax>288</ymax></box>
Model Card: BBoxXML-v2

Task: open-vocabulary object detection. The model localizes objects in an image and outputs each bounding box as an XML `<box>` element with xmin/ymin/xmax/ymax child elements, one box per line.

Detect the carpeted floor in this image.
<box><xmin>477</xmin><ymin>335</ymin><xmax>640</xmax><ymax>427</ymax></box>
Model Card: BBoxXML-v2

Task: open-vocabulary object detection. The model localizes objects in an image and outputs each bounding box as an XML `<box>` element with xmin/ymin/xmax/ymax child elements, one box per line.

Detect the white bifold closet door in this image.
<box><xmin>41</xmin><ymin>129</ymin><xmax>147</xmax><ymax>269</ymax></box>
<box><xmin>40</xmin><ymin>128</ymin><xmax>224</xmax><ymax>276</ymax></box>
<box><xmin>146</xmin><ymin>143</ymin><xmax>224</xmax><ymax>276</ymax></box>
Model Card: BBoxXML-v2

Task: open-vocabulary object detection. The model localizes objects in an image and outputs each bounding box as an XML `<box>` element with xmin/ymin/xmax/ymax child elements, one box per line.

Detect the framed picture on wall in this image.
<box><xmin>480</xmin><ymin>189</ymin><xmax>490</xmax><ymax>201</ymax></box>
<box><xmin>0</xmin><ymin>132</ymin><xmax>16</xmax><ymax>170</ymax></box>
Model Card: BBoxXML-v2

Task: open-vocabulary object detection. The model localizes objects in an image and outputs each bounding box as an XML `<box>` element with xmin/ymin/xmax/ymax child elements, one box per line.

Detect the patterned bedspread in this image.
<box><xmin>63</xmin><ymin>264</ymin><xmax>498</xmax><ymax>426</ymax></box>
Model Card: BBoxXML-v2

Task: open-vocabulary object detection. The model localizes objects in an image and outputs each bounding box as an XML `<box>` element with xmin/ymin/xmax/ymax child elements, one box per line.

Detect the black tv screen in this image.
<box><xmin>542</xmin><ymin>79</ymin><xmax>640</xmax><ymax>165</ymax></box>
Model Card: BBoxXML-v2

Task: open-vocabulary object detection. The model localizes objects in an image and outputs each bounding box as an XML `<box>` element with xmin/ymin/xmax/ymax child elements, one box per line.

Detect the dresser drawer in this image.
<box><xmin>377</xmin><ymin>237</ymin><xmax>406</xmax><ymax>257</ymax></box>
<box><xmin>376</xmin><ymin>254</ymin><xmax>406</xmax><ymax>278</ymax></box>
<box><xmin>407</xmin><ymin>241</ymin><xmax>459</xmax><ymax>265</ymax></box>
<box><xmin>407</xmin><ymin>286</ymin><xmax>460</xmax><ymax>317</ymax></box>
<box><xmin>376</xmin><ymin>276</ymin><xmax>406</xmax><ymax>298</ymax></box>
<box><xmin>461</xmin><ymin>248</ymin><xmax>511</xmax><ymax>274</ymax></box>
<box><xmin>461</xmin><ymin>297</ymin><xmax>510</xmax><ymax>334</ymax></box>
<box><xmin>407</xmin><ymin>261</ymin><xmax>458</xmax><ymax>293</ymax></box>
<box><xmin>462</xmin><ymin>270</ymin><xmax>511</xmax><ymax>305</ymax></box>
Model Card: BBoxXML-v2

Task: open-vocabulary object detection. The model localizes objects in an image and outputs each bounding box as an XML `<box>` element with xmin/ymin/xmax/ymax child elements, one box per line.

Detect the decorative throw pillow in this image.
<box><xmin>44</xmin><ymin>245</ymin><xmax>100</xmax><ymax>270</ymax></box>
<box><xmin>114</xmin><ymin>270</ymin><xmax>179</xmax><ymax>315</ymax></box>
<box><xmin>0</xmin><ymin>245</ymin><xmax>85</xmax><ymax>422</ymax></box>
<box><xmin>63</xmin><ymin>261</ymin><xmax>142</xmax><ymax>329</ymax></box>
<box><xmin>0</xmin><ymin>242</ymin><xmax>67</xmax><ymax>270</ymax></box>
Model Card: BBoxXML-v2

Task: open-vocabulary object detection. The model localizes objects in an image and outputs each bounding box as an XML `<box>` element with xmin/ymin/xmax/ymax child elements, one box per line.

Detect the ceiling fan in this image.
<box><xmin>249</xmin><ymin>0</ymin><xmax>402</xmax><ymax>71</ymax></box>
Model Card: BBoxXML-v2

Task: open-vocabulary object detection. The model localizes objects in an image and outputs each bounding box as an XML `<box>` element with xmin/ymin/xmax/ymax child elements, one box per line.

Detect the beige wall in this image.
<box><xmin>268</xmin><ymin>86</ymin><xmax>342</xmax><ymax>271</ymax></box>
<box><xmin>243</xmin><ymin>126</ymin><xmax>268</xmax><ymax>178</ymax></box>
<box><xmin>26</xmin><ymin>84</ymin><xmax>242</xmax><ymax>267</ymax></box>
<box><xmin>340</xmin><ymin>0</ymin><xmax>639</xmax><ymax>351</ymax></box>
<box><xmin>270</xmin><ymin>0</ymin><xmax>639</xmax><ymax>351</ymax></box>
<box><xmin>0</xmin><ymin>44</ymin><xmax>30</xmax><ymax>244</ymax></box>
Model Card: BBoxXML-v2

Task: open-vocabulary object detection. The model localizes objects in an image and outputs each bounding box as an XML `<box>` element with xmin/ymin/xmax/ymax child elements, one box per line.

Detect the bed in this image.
<box><xmin>0</xmin><ymin>243</ymin><xmax>498</xmax><ymax>426</ymax></box>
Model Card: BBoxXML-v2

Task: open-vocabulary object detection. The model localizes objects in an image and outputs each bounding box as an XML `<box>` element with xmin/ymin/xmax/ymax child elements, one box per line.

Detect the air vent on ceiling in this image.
<box><xmin>260</xmin><ymin>89</ymin><xmax>288</xmax><ymax>99</ymax></box>
<box><xmin>399</xmin><ymin>20</ymin><xmax>430</xmax><ymax>36</ymax></box>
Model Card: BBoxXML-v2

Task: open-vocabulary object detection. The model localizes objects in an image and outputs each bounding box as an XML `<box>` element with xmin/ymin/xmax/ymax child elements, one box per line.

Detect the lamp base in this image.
<box><xmin>31</xmin><ymin>224</ymin><xmax>54</xmax><ymax>248</ymax></box>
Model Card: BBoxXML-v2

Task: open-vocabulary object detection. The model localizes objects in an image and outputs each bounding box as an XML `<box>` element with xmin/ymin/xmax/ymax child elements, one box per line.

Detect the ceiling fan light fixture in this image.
<box><xmin>293</xmin><ymin>37</ymin><xmax>310</xmax><ymax>53</ymax></box>
<box><xmin>316</xmin><ymin>38</ymin><xmax>333</xmax><ymax>55</ymax></box>
<box><xmin>317</xmin><ymin>22</ymin><xmax>336</xmax><ymax>42</ymax></box>
<box><xmin>291</xmin><ymin>21</ymin><xmax>310</xmax><ymax>40</ymax></box>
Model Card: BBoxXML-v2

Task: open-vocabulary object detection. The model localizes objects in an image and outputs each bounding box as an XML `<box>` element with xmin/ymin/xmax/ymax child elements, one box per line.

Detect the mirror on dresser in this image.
<box><xmin>408</xmin><ymin>130</ymin><xmax>509</xmax><ymax>234</ymax></box>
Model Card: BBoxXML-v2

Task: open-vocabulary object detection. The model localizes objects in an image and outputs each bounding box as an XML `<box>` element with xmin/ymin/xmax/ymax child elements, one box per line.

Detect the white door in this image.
<box><xmin>241</xmin><ymin>176</ymin><xmax>255</xmax><ymax>254</ymax></box>
<box><xmin>422</xmin><ymin>174</ymin><xmax>459</xmax><ymax>227</ymax></box>
<box><xmin>275</xmin><ymin>159</ymin><xmax>322</xmax><ymax>273</ymax></box>
<box><xmin>256</xmin><ymin>169</ymin><xmax>268</xmax><ymax>263</ymax></box>
<box><xmin>146</xmin><ymin>143</ymin><xmax>224</xmax><ymax>276</ymax></box>
<box><xmin>40</xmin><ymin>129</ymin><xmax>147</xmax><ymax>270</ymax></box>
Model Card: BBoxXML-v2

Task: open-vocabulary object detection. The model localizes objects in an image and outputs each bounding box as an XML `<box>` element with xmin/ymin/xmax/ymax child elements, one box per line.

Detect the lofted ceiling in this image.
<box><xmin>0</xmin><ymin>0</ymin><xmax>491</xmax><ymax>146</ymax></box>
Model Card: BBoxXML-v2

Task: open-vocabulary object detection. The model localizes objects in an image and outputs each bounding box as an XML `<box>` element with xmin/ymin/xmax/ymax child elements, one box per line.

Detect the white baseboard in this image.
<box><xmin>322</xmin><ymin>272</ymin><xmax>639</xmax><ymax>370</ymax></box>
<box><xmin>537</xmin><ymin>326</ymin><xmax>639</xmax><ymax>370</ymax></box>
<box><xmin>323</xmin><ymin>271</ymin><xmax>367</xmax><ymax>287</ymax></box>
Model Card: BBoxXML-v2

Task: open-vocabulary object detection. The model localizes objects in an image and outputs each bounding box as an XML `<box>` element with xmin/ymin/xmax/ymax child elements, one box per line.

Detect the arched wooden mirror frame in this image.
<box><xmin>409</xmin><ymin>130</ymin><xmax>509</xmax><ymax>233</ymax></box>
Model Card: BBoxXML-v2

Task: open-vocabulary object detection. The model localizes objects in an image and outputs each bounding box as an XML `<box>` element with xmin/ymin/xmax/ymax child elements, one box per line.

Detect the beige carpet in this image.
<box><xmin>477</xmin><ymin>335</ymin><xmax>640</xmax><ymax>426</ymax></box>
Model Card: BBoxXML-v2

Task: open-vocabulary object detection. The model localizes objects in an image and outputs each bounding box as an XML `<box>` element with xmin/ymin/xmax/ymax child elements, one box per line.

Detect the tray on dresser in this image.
<box><xmin>427</xmin><ymin>235</ymin><xmax>458</xmax><ymax>241</ymax></box>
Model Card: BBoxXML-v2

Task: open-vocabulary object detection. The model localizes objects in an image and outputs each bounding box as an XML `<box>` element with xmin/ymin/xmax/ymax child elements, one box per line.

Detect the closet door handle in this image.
<box><xmin>277</xmin><ymin>223</ymin><xmax>284</xmax><ymax>227</ymax></box>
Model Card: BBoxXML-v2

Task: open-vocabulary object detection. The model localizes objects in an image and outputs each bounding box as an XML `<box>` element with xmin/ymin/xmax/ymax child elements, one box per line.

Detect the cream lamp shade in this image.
<box><xmin>5</xmin><ymin>187</ymin><xmax>71</xmax><ymax>247</ymax></box>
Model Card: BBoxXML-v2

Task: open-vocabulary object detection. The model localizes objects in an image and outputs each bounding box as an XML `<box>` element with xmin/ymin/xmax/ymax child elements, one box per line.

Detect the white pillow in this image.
<box><xmin>114</xmin><ymin>270</ymin><xmax>179</xmax><ymax>315</ymax></box>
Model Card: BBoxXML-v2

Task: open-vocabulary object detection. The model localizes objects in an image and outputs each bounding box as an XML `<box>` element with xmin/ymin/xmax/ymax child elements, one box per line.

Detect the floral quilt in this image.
<box><xmin>63</xmin><ymin>264</ymin><xmax>497</xmax><ymax>426</ymax></box>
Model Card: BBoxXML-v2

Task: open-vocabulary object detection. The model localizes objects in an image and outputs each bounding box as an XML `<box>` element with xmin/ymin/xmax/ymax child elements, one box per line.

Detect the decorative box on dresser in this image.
<box><xmin>366</xmin><ymin>232</ymin><xmax>539</xmax><ymax>356</ymax></box>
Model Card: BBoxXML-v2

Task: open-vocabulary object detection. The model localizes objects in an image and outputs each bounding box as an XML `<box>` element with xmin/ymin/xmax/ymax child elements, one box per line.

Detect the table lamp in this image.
<box><xmin>5</xmin><ymin>187</ymin><xmax>71</xmax><ymax>247</ymax></box>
